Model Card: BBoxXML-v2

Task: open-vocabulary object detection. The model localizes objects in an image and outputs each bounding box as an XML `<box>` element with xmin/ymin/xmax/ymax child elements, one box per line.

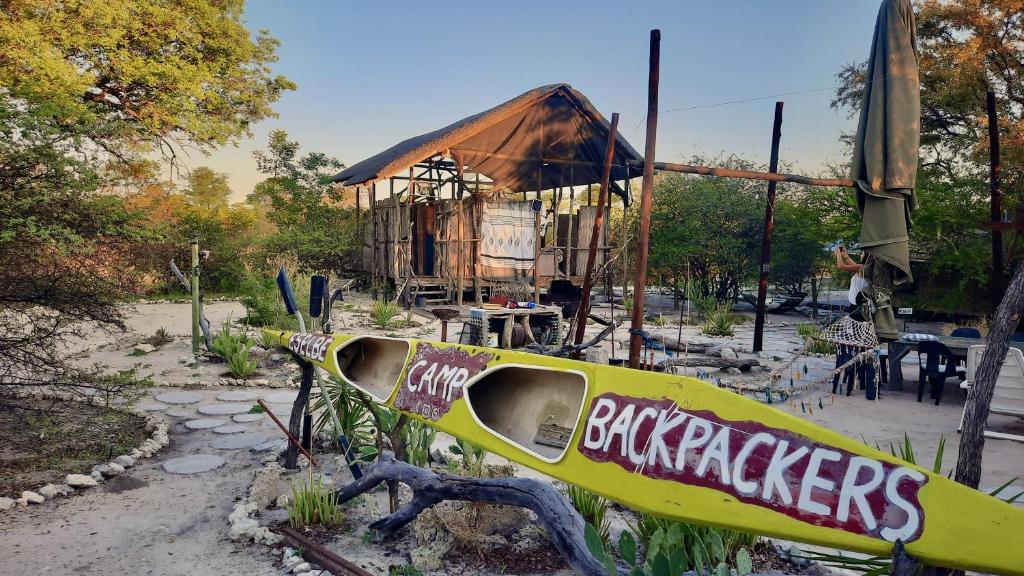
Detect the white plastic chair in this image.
<box><xmin>958</xmin><ymin>345</ymin><xmax>1024</xmax><ymax>443</ymax></box>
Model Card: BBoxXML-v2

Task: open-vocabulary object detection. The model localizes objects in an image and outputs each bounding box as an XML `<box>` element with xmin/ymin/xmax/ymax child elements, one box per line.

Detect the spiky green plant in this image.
<box><xmin>448</xmin><ymin>438</ymin><xmax>488</xmax><ymax>477</ymax></box>
<box><xmin>370</xmin><ymin>299</ymin><xmax>399</xmax><ymax>328</ymax></box>
<box><xmin>287</xmin><ymin>475</ymin><xmax>343</xmax><ymax>528</ymax></box>
<box><xmin>226</xmin><ymin>348</ymin><xmax>258</xmax><ymax>379</ymax></box>
<box><xmin>701</xmin><ymin>304</ymin><xmax>735</xmax><ymax>337</ymax></box>
<box><xmin>565</xmin><ymin>484</ymin><xmax>610</xmax><ymax>543</ymax></box>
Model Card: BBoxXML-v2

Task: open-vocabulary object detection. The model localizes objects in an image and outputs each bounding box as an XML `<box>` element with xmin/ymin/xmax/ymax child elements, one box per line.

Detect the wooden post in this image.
<box><xmin>534</xmin><ymin>189</ymin><xmax>542</xmax><ymax>304</ymax></box>
<box><xmin>473</xmin><ymin>173</ymin><xmax>483</xmax><ymax>306</ymax></box>
<box><xmin>752</xmin><ymin>102</ymin><xmax>784</xmax><ymax>353</ymax></box>
<box><xmin>988</xmin><ymin>90</ymin><xmax>1004</xmax><ymax>301</ymax></box>
<box><xmin>573</xmin><ymin>113</ymin><xmax>619</xmax><ymax>355</ymax></box>
<box><xmin>955</xmin><ymin>259</ymin><xmax>1024</xmax><ymax>489</ymax></box>
<box><xmin>456</xmin><ymin>163</ymin><xmax>465</xmax><ymax>306</ymax></box>
<box><xmin>371</xmin><ymin>185</ymin><xmax>379</xmax><ymax>298</ymax></box>
<box><xmin>629</xmin><ymin>29</ymin><xmax>660</xmax><ymax>370</ymax></box>
<box><xmin>190</xmin><ymin>239</ymin><xmax>200</xmax><ymax>355</ymax></box>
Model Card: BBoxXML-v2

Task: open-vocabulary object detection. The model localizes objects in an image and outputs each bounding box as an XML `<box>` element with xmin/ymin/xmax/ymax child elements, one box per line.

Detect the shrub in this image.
<box><xmin>311</xmin><ymin>376</ymin><xmax>374</xmax><ymax>451</ymax></box>
<box><xmin>797</xmin><ymin>323</ymin><xmax>836</xmax><ymax>355</ymax></box>
<box><xmin>146</xmin><ymin>327</ymin><xmax>173</xmax><ymax>347</ymax></box>
<box><xmin>226</xmin><ymin>348</ymin><xmax>258</xmax><ymax>379</ymax></box>
<box><xmin>565</xmin><ymin>484</ymin><xmax>610</xmax><ymax>543</ymax></box>
<box><xmin>622</xmin><ymin>511</ymin><xmax>756</xmax><ymax>575</ymax></box>
<box><xmin>402</xmin><ymin>419</ymin><xmax>436</xmax><ymax>468</ymax></box>
<box><xmin>370</xmin><ymin>299</ymin><xmax>399</xmax><ymax>329</ymax></box>
<box><xmin>701</xmin><ymin>304</ymin><xmax>735</xmax><ymax>337</ymax></box>
<box><xmin>448</xmin><ymin>438</ymin><xmax>488</xmax><ymax>477</ymax></box>
<box><xmin>287</xmin><ymin>475</ymin><xmax>343</xmax><ymax>528</ymax></box>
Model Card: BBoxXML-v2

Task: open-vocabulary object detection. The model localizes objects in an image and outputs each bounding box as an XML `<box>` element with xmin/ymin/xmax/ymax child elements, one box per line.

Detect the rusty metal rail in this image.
<box><xmin>280</xmin><ymin>526</ymin><xmax>374</xmax><ymax>576</ymax></box>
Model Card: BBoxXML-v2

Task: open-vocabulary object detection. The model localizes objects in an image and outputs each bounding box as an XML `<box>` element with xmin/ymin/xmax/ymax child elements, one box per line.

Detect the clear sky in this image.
<box><xmin>204</xmin><ymin>1</ymin><xmax>882</xmax><ymax>201</ymax></box>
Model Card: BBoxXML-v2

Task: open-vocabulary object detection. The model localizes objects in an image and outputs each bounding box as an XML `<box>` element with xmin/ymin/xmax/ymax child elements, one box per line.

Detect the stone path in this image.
<box><xmin>0</xmin><ymin>385</ymin><xmax>289</xmax><ymax>575</ymax></box>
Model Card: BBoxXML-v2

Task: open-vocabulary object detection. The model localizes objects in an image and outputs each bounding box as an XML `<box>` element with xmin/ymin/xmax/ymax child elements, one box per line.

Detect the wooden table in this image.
<box><xmin>460</xmin><ymin>305</ymin><xmax>562</xmax><ymax>349</ymax></box>
<box><xmin>887</xmin><ymin>334</ymin><xmax>1024</xmax><ymax>390</ymax></box>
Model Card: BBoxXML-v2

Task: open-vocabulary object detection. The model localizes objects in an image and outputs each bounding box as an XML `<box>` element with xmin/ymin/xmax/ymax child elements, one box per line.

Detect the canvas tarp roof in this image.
<box><xmin>331</xmin><ymin>84</ymin><xmax>643</xmax><ymax>203</ymax></box>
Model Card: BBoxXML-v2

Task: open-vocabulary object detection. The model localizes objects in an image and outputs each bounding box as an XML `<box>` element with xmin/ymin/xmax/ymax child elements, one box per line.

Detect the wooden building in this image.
<box><xmin>332</xmin><ymin>84</ymin><xmax>643</xmax><ymax>306</ymax></box>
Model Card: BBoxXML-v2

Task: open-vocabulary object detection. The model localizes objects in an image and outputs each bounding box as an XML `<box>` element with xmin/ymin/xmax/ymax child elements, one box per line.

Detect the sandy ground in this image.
<box><xmin>1</xmin><ymin>297</ymin><xmax>1022</xmax><ymax>576</ymax></box>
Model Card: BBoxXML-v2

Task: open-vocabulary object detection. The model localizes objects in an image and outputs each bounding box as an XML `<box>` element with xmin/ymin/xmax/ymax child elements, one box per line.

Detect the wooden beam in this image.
<box><xmin>752</xmin><ymin>102</ymin><xmax>785</xmax><ymax>354</ymax></box>
<box><xmin>573</xmin><ymin>113</ymin><xmax>619</xmax><ymax>356</ymax></box>
<box><xmin>629</xmin><ymin>30</ymin><xmax>661</xmax><ymax>370</ymax></box>
<box><xmin>632</xmin><ymin>159</ymin><xmax>854</xmax><ymax>188</ymax></box>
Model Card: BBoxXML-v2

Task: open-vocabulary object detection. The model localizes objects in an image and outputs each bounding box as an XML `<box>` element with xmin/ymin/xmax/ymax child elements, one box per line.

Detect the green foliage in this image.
<box><xmin>370</xmin><ymin>299</ymin><xmax>400</xmax><ymax>329</ymax></box>
<box><xmin>226</xmin><ymin>348</ymin><xmax>258</xmax><ymax>379</ymax></box>
<box><xmin>287</xmin><ymin>475</ymin><xmax>343</xmax><ymax>528</ymax></box>
<box><xmin>402</xmin><ymin>419</ymin><xmax>437</xmax><ymax>469</ymax></box>
<box><xmin>564</xmin><ymin>485</ymin><xmax>610</xmax><ymax>543</ymax></box>
<box><xmin>183</xmin><ymin>167</ymin><xmax>232</xmax><ymax>213</ymax></box>
<box><xmin>0</xmin><ymin>0</ymin><xmax>294</xmax><ymax>152</ymax></box>
<box><xmin>146</xmin><ymin>327</ymin><xmax>173</xmax><ymax>347</ymax></box>
<box><xmin>797</xmin><ymin>323</ymin><xmax>836</xmax><ymax>355</ymax></box>
<box><xmin>448</xmin><ymin>438</ymin><xmax>488</xmax><ymax>477</ymax></box>
<box><xmin>701</xmin><ymin>303</ymin><xmax>735</xmax><ymax>337</ymax></box>
<box><xmin>621</xmin><ymin>511</ymin><xmax>757</xmax><ymax>576</ymax></box>
<box><xmin>311</xmin><ymin>376</ymin><xmax>375</xmax><ymax>453</ymax></box>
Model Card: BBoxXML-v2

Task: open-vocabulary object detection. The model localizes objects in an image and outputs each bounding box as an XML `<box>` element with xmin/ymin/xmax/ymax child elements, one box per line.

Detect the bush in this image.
<box><xmin>226</xmin><ymin>348</ymin><xmax>258</xmax><ymax>379</ymax></box>
<box><xmin>403</xmin><ymin>419</ymin><xmax>437</xmax><ymax>468</ymax></box>
<box><xmin>565</xmin><ymin>484</ymin><xmax>610</xmax><ymax>543</ymax></box>
<box><xmin>287</xmin><ymin>475</ymin><xmax>342</xmax><ymax>528</ymax></box>
<box><xmin>796</xmin><ymin>322</ymin><xmax>836</xmax><ymax>355</ymax></box>
<box><xmin>370</xmin><ymin>299</ymin><xmax>399</xmax><ymax>329</ymax></box>
<box><xmin>447</xmin><ymin>438</ymin><xmax>488</xmax><ymax>477</ymax></box>
<box><xmin>701</xmin><ymin>304</ymin><xmax>735</xmax><ymax>337</ymax></box>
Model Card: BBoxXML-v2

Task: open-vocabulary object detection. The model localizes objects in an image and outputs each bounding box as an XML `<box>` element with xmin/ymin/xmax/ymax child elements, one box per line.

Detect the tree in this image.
<box><xmin>252</xmin><ymin>130</ymin><xmax>359</xmax><ymax>274</ymax></box>
<box><xmin>0</xmin><ymin>0</ymin><xmax>295</xmax><ymax>157</ymax></box>
<box><xmin>770</xmin><ymin>200</ymin><xmax>830</xmax><ymax>295</ymax></box>
<box><xmin>833</xmin><ymin>0</ymin><xmax>1024</xmax><ymax>196</ymax></box>
<box><xmin>0</xmin><ymin>101</ymin><xmax>144</xmax><ymax>390</ymax></box>
<box><xmin>184</xmin><ymin>167</ymin><xmax>232</xmax><ymax>213</ymax></box>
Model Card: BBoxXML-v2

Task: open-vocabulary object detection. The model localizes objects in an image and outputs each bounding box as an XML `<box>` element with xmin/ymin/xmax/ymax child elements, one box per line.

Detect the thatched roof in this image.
<box><xmin>332</xmin><ymin>84</ymin><xmax>642</xmax><ymax>202</ymax></box>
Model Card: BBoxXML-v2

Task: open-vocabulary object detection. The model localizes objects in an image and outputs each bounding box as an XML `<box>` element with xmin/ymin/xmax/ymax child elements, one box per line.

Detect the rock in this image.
<box><xmin>16</xmin><ymin>497</ymin><xmax>28</xmax><ymax>507</ymax></box>
<box><xmin>229</xmin><ymin>517</ymin><xmax>260</xmax><ymax>540</ymax></box>
<box><xmin>91</xmin><ymin>470</ymin><xmax>104</xmax><ymax>482</ymax></box>
<box><xmin>133</xmin><ymin>343</ymin><xmax>156</xmax><ymax>354</ymax></box>
<box><xmin>720</xmin><ymin>347</ymin><xmax>738</xmax><ymax>360</ymax></box>
<box><xmin>584</xmin><ymin>347</ymin><xmax>609</xmax><ymax>365</ymax></box>
<box><xmin>249</xmin><ymin>463</ymin><xmax>287</xmax><ymax>509</ymax></box>
<box><xmin>106</xmin><ymin>462</ymin><xmax>125</xmax><ymax>476</ymax></box>
<box><xmin>275</xmin><ymin>494</ymin><xmax>291</xmax><ymax>508</ymax></box>
<box><xmin>724</xmin><ymin>367</ymin><xmax>742</xmax><ymax>375</ymax></box>
<box><xmin>291</xmin><ymin>562</ymin><xmax>312</xmax><ymax>574</ymax></box>
<box><xmin>411</xmin><ymin>508</ymin><xmax>456</xmax><ymax>571</ymax></box>
<box><xmin>270</xmin><ymin>353</ymin><xmax>284</xmax><ymax>363</ymax></box>
<box><xmin>38</xmin><ymin>484</ymin><xmax>71</xmax><ymax>499</ymax></box>
<box><xmin>163</xmin><ymin>454</ymin><xmax>226</xmax><ymax>475</ymax></box>
<box><xmin>0</xmin><ymin>497</ymin><xmax>14</xmax><ymax>511</ymax></box>
<box><xmin>285</xmin><ymin>555</ymin><xmax>303</xmax><ymax>568</ymax></box>
<box><xmin>429</xmin><ymin>448</ymin><xmax>448</xmax><ymax>465</ymax></box>
<box><xmin>114</xmin><ymin>455</ymin><xmax>135</xmax><ymax>468</ymax></box>
<box><xmin>21</xmin><ymin>490</ymin><xmax>44</xmax><ymax>504</ymax></box>
<box><xmin>66</xmin><ymin>473</ymin><xmax>98</xmax><ymax>488</ymax></box>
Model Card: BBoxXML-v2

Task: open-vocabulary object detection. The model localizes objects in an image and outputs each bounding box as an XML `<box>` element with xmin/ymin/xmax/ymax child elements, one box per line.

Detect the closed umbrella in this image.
<box><xmin>852</xmin><ymin>0</ymin><xmax>920</xmax><ymax>340</ymax></box>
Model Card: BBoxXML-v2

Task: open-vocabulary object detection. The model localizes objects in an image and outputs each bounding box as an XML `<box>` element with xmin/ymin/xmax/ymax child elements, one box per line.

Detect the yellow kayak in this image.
<box><xmin>266</xmin><ymin>330</ymin><xmax>1024</xmax><ymax>575</ymax></box>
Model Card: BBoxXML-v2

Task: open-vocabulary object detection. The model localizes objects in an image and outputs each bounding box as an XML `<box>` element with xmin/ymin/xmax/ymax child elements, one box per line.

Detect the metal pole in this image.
<box><xmin>753</xmin><ymin>101</ymin><xmax>784</xmax><ymax>353</ymax></box>
<box><xmin>190</xmin><ymin>239</ymin><xmax>200</xmax><ymax>355</ymax></box>
<box><xmin>629</xmin><ymin>29</ymin><xmax>660</xmax><ymax>370</ymax></box>
<box><xmin>988</xmin><ymin>91</ymin><xmax>1004</xmax><ymax>300</ymax></box>
<box><xmin>573</xmin><ymin>113</ymin><xmax>619</xmax><ymax>355</ymax></box>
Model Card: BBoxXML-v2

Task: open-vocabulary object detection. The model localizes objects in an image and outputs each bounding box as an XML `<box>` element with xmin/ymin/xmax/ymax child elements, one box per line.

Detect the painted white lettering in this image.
<box><xmin>584</xmin><ymin>398</ymin><xmax>618</xmax><ymax>450</ymax></box>
<box><xmin>603</xmin><ymin>404</ymin><xmax>636</xmax><ymax>455</ymax></box>
<box><xmin>836</xmin><ymin>457</ymin><xmax>884</xmax><ymax>530</ymax></box>
<box><xmin>696</xmin><ymin>426</ymin><xmax>733</xmax><ymax>485</ymax></box>
<box><xmin>879</xmin><ymin>467</ymin><xmax>926</xmax><ymax>542</ymax></box>
<box><xmin>674</xmin><ymin>417</ymin><xmax>713</xmax><ymax>471</ymax></box>
<box><xmin>437</xmin><ymin>364</ymin><xmax>457</xmax><ymax>391</ymax></box>
<box><xmin>798</xmin><ymin>448</ymin><xmax>842</xmax><ymax>516</ymax></box>
<box><xmin>407</xmin><ymin>361</ymin><xmax>427</xmax><ymax>391</ymax></box>
<box><xmin>627</xmin><ymin>407</ymin><xmax>660</xmax><ymax>465</ymax></box>
<box><xmin>647</xmin><ymin>409</ymin><xmax>688</xmax><ymax>468</ymax></box>
<box><xmin>761</xmin><ymin>440</ymin><xmax>810</xmax><ymax>505</ymax></box>
<box><xmin>420</xmin><ymin>363</ymin><xmax>438</xmax><ymax>394</ymax></box>
<box><xmin>733</xmin><ymin>432</ymin><xmax>776</xmax><ymax>496</ymax></box>
<box><xmin>445</xmin><ymin>368</ymin><xmax>469</xmax><ymax>401</ymax></box>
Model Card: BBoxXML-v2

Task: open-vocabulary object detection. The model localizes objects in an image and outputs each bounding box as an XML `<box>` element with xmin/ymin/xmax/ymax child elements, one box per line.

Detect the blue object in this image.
<box><xmin>276</xmin><ymin>267</ymin><xmax>298</xmax><ymax>315</ymax></box>
<box><xmin>950</xmin><ymin>327</ymin><xmax>981</xmax><ymax>339</ymax></box>
<box><xmin>309</xmin><ymin>275</ymin><xmax>327</xmax><ymax>318</ymax></box>
<box><xmin>917</xmin><ymin>340</ymin><xmax>961</xmax><ymax>405</ymax></box>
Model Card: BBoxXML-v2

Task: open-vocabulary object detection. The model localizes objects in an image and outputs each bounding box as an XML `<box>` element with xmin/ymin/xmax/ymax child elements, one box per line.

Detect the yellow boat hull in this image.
<box><xmin>267</xmin><ymin>330</ymin><xmax>1024</xmax><ymax>575</ymax></box>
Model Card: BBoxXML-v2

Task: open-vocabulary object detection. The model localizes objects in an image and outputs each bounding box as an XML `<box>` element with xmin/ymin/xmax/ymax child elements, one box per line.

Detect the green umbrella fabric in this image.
<box><xmin>851</xmin><ymin>0</ymin><xmax>920</xmax><ymax>340</ymax></box>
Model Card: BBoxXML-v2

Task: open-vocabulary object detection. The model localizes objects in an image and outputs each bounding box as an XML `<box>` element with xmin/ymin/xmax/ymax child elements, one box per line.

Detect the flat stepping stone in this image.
<box><xmin>166</xmin><ymin>408</ymin><xmax>195</xmax><ymax>418</ymax></box>
<box><xmin>162</xmin><ymin>454</ymin><xmax>225</xmax><ymax>475</ymax></box>
<box><xmin>213</xmin><ymin>424</ymin><xmax>249</xmax><ymax>434</ymax></box>
<box><xmin>197</xmin><ymin>403</ymin><xmax>252</xmax><ymax>416</ymax></box>
<box><xmin>232</xmin><ymin>413</ymin><xmax>263</xmax><ymax>423</ymax></box>
<box><xmin>253</xmin><ymin>439</ymin><xmax>287</xmax><ymax>452</ymax></box>
<box><xmin>155</xmin><ymin>391</ymin><xmax>204</xmax><ymax>404</ymax></box>
<box><xmin>216</xmin><ymin>391</ymin><xmax>258</xmax><ymax>402</ymax></box>
<box><xmin>211</xmin><ymin>433</ymin><xmax>272</xmax><ymax>450</ymax></box>
<box><xmin>184</xmin><ymin>418</ymin><xmax>227</xmax><ymax>430</ymax></box>
<box><xmin>136</xmin><ymin>402</ymin><xmax>168</xmax><ymax>412</ymax></box>
<box><xmin>262</xmin><ymin>391</ymin><xmax>298</xmax><ymax>404</ymax></box>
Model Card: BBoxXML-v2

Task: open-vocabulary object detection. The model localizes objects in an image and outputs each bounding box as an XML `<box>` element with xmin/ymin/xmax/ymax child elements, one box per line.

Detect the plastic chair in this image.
<box><xmin>917</xmin><ymin>341</ymin><xmax>965</xmax><ymax>405</ymax></box>
<box><xmin>951</xmin><ymin>327</ymin><xmax>981</xmax><ymax>339</ymax></box>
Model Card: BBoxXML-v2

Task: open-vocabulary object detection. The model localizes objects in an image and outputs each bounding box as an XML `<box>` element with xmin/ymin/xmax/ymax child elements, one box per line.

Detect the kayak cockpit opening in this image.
<box><xmin>465</xmin><ymin>365</ymin><xmax>588</xmax><ymax>463</ymax></box>
<box><xmin>334</xmin><ymin>336</ymin><xmax>411</xmax><ymax>402</ymax></box>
